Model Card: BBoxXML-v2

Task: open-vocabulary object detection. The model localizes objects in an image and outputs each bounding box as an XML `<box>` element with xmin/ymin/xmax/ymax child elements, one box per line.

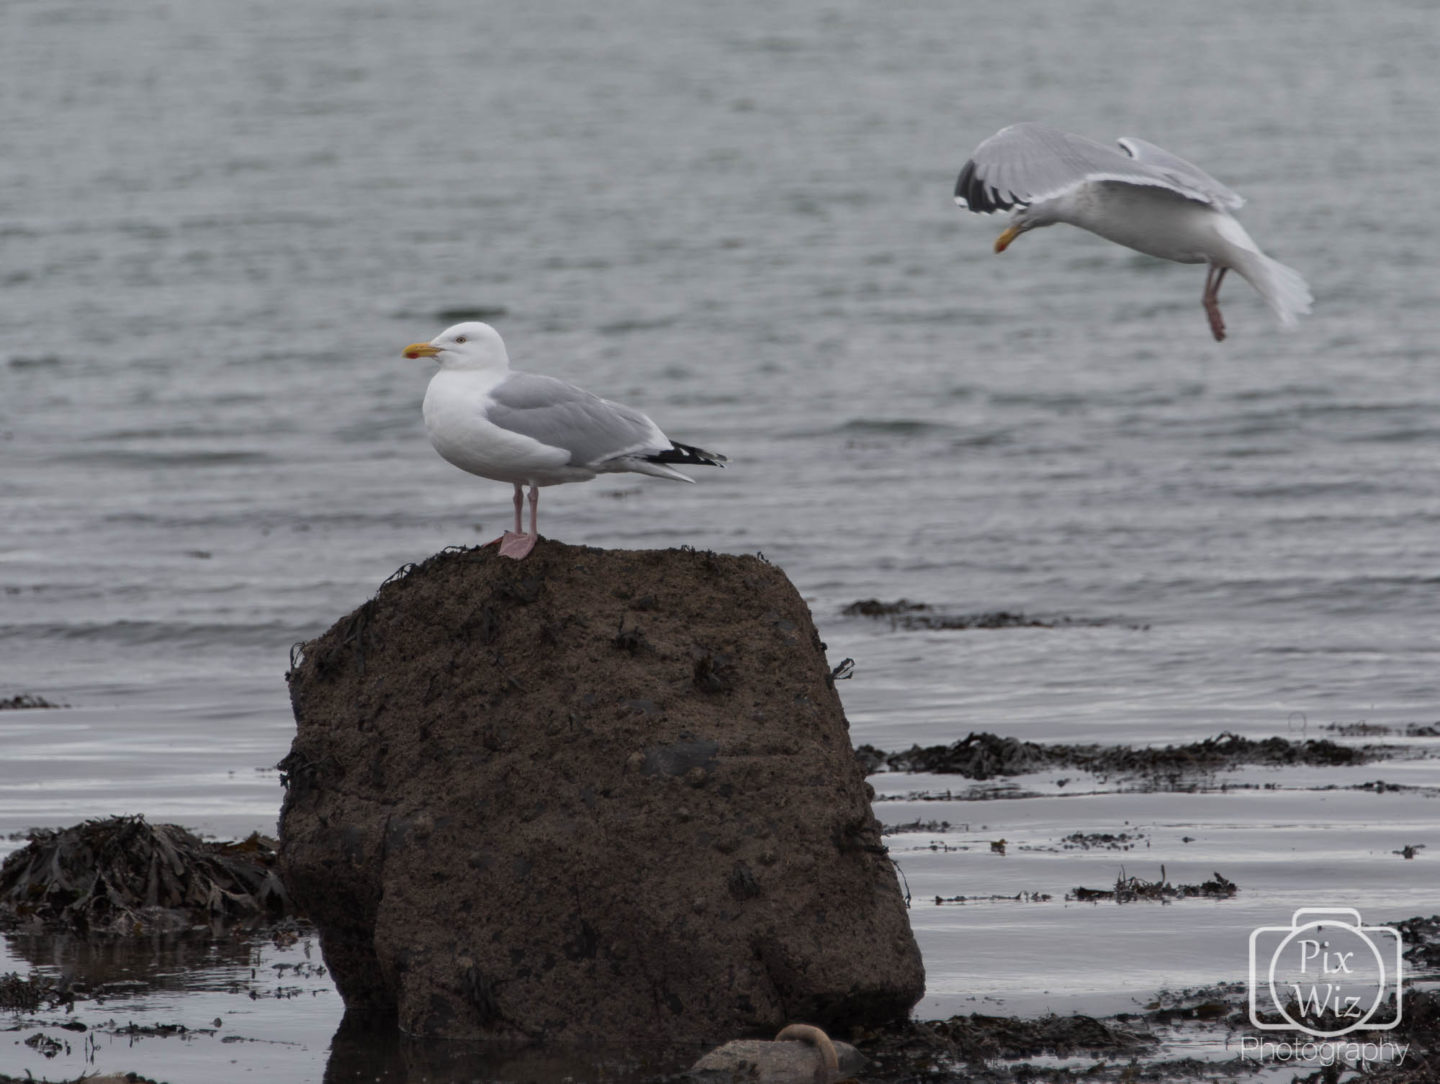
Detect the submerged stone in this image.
<box><xmin>279</xmin><ymin>541</ymin><xmax>923</xmax><ymax>1043</ymax></box>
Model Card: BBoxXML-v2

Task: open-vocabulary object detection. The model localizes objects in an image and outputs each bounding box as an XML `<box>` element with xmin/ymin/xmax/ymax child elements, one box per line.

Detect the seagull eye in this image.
<box><xmin>455</xmin><ymin>335</ymin><xmax>467</xmax><ymax>343</ymax></box>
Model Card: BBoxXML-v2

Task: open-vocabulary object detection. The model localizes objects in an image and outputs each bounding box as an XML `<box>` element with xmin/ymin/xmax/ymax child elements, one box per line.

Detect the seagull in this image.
<box><xmin>953</xmin><ymin>122</ymin><xmax>1312</xmax><ymax>341</ymax></box>
<box><xmin>403</xmin><ymin>322</ymin><xmax>726</xmax><ymax>559</ymax></box>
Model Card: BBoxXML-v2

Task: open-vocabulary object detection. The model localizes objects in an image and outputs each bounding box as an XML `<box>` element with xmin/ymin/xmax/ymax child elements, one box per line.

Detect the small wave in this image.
<box><xmin>832</xmin><ymin>418</ymin><xmax>958</xmax><ymax>436</ymax></box>
<box><xmin>90</xmin><ymin>424</ymin><xmax>226</xmax><ymax>441</ymax></box>
<box><xmin>51</xmin><ymin>449</ymin><xmax>275</xmax><ymax>468</ymax></box>
<box><xmin>598</xmin><ymin>316</ymin><xmax>678</xmax><ymax>335</ymax></box>
<box><xmin>0</xmin><ymin>620</ymin><xmax>315</xmax><ymax>648</ymax></box>
<box><xmin>950</xmin><ymin>429</ymin><xmax>1014</xmax><ymax>449</ymax></box>
<box><xmin>8</xmin><ymin>354</ymin><xmax>63</xmax><ymax>369</ymax></box>
<box><xmin>1227</xmin><ymin>383</ymin><xmax>1337</xmax><ymax>403</ymax></box>
<box><xmin>666</xmin><ymin>392</ymin><xmax>746</xmax><ymax>407</ymax></box>
<box><xmin>987</xmin><ymin>390</ymin><xmax>1089</xmax><ymax>410</ymax></box>
<box><xmin>1227</xmin><ymin>480</ymin><xmax>1378</xmax><ymax>500</ymax></box>
<box><xmin>1339</xmin><ymin>426</ymin><xmax>1440</xmax><ymax>445</ymax></box>
<box><xmin>431</xmin><ymin>305</ymin><xmax>509</xmax><ymax>322</ymax></box>
<box><xmin>873</xmin><ymin>306</ymin><xmax>997</xmax><ymax>326</ymax></box>
<box><xmin>1299</xmin><ymin>400</ymin><xmax>1433</xmax><ymax>419</ymax></box>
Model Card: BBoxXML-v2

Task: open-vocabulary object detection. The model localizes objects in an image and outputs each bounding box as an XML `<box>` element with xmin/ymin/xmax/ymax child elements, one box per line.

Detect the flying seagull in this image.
<box><xmin>404</xmin><ymin>322</ymin><xmax>726</xmax><ymax>559</ymax></box>
<box><xmin>954</xmin><ymin>122</ymin><xmax>1311</xmax><ymax>341</ymax></box>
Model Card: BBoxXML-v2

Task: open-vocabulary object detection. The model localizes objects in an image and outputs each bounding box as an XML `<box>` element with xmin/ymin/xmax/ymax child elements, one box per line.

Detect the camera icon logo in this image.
<box><xmin>1248</xmin><ymin>908</ymin><xmax>1403</xmax><ymax>1037</ymax></box>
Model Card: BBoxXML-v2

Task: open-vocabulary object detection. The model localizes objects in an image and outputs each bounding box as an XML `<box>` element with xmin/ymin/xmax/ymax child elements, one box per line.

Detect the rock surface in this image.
<box><xmin>279</xmin><ymin>541</ymin><xmax>923</xmax><ymax>1043</ymax></box>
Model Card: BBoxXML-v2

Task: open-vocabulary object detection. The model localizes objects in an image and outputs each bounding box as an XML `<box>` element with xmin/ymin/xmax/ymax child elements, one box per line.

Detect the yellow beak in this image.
<box><xmin>403</xmin><ymin>342</ymin><xmax>440</xmax><ymax>359</ymax></box>
<box><xmin>993</xmin><ymin>225</ymin><xmax>1021</xmax><ymax>254</ymax></box>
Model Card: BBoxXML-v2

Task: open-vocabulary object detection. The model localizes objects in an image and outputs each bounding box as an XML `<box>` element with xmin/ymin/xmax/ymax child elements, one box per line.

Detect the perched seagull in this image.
<box><xmin>953</xmin><ymin>122</ymin><xmax>1312</xmax><ymax>341</ymax></box>
<box><xmin>403</xmin><ymin>322</ymin><xmax>726</xmax><ymax>559</ymax></box>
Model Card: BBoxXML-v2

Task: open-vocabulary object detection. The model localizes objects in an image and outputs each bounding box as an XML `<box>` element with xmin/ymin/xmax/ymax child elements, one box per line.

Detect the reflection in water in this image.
<box><xmin>324</xmin><ymin>1015</ymin><xmax>698</xmax><ymax>1084</ymax></box>
<box><xmin>0</xmin><ymin>923</ymin><xmax>341</xmax><ymax>1081</ymax></box>
<box><xmin>1</xmin><ymin>925</ymin><xmax>699</xmax><ymax>1083</ymax></box>
<box><xmin>4</xmin><ymin>928</ymin><xmax>260</xmax><ymax>993</ymax></box>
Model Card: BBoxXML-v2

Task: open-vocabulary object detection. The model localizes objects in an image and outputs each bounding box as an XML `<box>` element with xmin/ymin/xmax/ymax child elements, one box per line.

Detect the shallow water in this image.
<box><xmin>3</xmin><ymin>0</ymin><xmax>1439</xmax><ymax>1079</ymax></box>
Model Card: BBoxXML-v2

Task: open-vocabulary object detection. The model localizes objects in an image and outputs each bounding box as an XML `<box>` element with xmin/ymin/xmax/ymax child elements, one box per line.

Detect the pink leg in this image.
<box><xmin>485</xmin><ymin>484</ymin><xmax>525</xmax><ymax>550</ymax></box>
<box><xmin>1203</xmin><ymin>265</ymin><xmax>1229</xmax><ymax>342</ymax></box>
<box><xmin>498</xmin><ymin>484</ymin><xmax>538</xmax><ymax>560</ymax></box>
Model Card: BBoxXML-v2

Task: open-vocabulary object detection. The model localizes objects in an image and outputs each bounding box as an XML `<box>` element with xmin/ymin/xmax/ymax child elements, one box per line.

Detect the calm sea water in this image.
<box><xmin>3</xmin><ymin>1</ymin><xmax>1438</xmax><ymax>1080</ymax></box>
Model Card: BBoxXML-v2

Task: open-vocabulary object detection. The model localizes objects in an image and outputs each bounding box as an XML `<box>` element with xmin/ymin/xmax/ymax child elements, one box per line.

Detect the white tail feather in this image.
<box><xmin>1233</xmin><ymin>250</ymin><xmax>1313</xmax><ymax>329</ymax></box>
<box><xmin>611</xmin><ymin>457</ymin><xmax>695</xmax><ymax>483</ymax></box>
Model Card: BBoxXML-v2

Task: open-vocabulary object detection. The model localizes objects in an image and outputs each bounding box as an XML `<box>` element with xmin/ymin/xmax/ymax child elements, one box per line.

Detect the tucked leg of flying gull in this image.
<box><xmin>1203</xmin><ymin>265</ymin><xmax>1230</xmax><ymax>343</ymax></box>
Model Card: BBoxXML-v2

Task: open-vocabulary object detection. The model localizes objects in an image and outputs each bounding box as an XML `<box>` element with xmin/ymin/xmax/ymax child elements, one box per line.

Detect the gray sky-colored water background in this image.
<box><xmin>2</xmin><ymin>1</ymin><xmax>1438</xmax><ymax>1080</ymax></box>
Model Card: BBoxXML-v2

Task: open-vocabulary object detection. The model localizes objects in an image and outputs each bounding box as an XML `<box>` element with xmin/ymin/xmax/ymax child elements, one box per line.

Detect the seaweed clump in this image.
<box><xmin>0</xmin><ymin>816</ymin><xmax>293</xmax><ymax>935</ymax></box>
<box><xmin>858</xmin><ymin>730</ymin><xmax>1381</xmax><ymax>781</ymax></box>
<box><xmin>0</xmin><ymin>970</ymin><xmax>71</xmax><ymax>1013</ymax></box>
<box><xmin>1069</xmin><ymin>868</ymin><xmax>1238</xmax><ymax>903</ymax></box>
<box><xmin>0</xmin><ymin>693</ymin><xmax>64</xmax><ymax>710</ymax></box>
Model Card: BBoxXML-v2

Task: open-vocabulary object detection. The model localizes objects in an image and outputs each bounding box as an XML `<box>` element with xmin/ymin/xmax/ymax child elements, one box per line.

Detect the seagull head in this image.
<box><xmin>403</xmin><ymin>322</ymin><xmax>510</xmax><ymax>372</ymax></box>
<box><xmin>993</xmin><ymin>209</ymin><xmax>1044</xmax><ymax>253</ymax></box>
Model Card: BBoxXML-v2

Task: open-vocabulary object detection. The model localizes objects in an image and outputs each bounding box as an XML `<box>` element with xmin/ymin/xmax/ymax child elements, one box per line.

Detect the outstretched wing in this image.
<box><xmin>1116</xmin><ymin>135</ymin><xmax>1244</xmax><ymax>209</ymax></box>
<box><xmin>955</xmin><ymin>122</ymin><xmax>1235</xmax><ymax>212</ymax></box>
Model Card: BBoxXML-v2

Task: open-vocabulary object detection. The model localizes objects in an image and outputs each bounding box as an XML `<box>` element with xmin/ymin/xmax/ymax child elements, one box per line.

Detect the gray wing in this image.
<box><xmin>955</xmin><ymin>122</ymin><xmax>1230</xmax><ymax>212</ymax></box>
<box><xmin>488</xmin><ymin>371</ymin><xmax>665</xmax><ymax>467</ymax></box>
<box><xmin>1116</xmin><ymin>136</ymin><xmax>1243</xmax><ymax>209</ymax></box>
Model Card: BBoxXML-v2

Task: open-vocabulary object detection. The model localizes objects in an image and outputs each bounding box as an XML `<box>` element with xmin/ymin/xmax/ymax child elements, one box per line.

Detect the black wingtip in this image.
<box><xmin>954</xmin><ymin>159</ymin><xmax>978</xmax><ymax>205</ymax></box>
<box><xmin>647</xmin><ymin>441</ymin><xmax>727</xmax><ymax>468</ymax></box>
<box><xmin>954</xmin><ymin>158</ymin><xmax>1018</xmax><ymax>213</ymax></box>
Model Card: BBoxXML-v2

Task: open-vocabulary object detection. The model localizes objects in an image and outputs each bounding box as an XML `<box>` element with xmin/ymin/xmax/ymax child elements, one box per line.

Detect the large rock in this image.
<box><xmin>279</xmin><ymin>541</ymin><xmax>923</xmax><ymax>1043</ymax></box>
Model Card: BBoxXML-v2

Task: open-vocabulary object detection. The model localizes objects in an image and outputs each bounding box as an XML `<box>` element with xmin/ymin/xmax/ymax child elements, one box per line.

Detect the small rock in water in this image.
<box><xmin>690</xmin><ymin>1023</ymin><xmax>864</xmax><ymax>1083</ymax></box>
